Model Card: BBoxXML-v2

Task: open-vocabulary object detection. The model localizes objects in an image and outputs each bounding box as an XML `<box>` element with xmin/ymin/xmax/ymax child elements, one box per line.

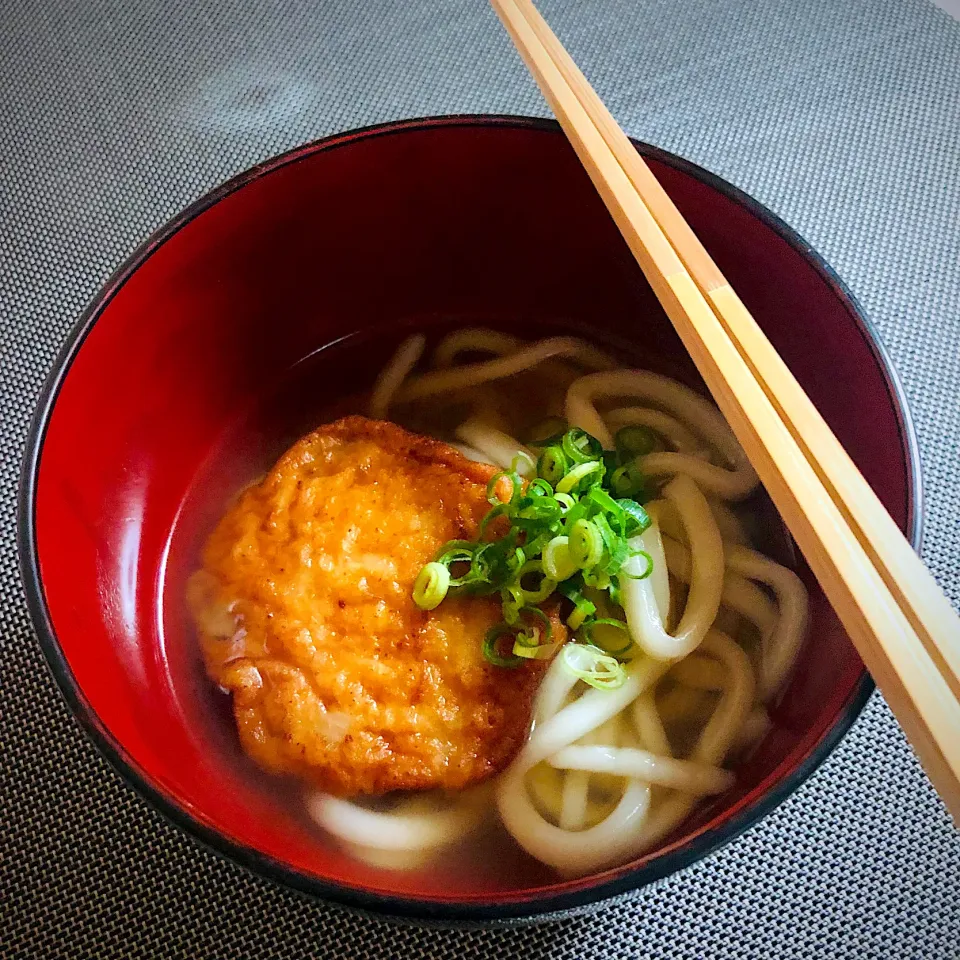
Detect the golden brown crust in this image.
<box><xmin>190</xmin><ymin>416</ymin><xmax>558</xmax><ymax>797</ymax></box>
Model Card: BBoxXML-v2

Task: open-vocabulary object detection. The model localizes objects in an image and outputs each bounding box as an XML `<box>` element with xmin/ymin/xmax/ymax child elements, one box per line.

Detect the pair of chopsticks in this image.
<box><xmin>491</xmin><ymin>0</ymin><xmax>960</xmax><ymax>820</ymax></box>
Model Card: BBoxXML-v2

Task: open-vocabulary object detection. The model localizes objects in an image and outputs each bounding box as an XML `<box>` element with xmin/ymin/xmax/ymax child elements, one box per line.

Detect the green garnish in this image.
<box><xmin>555</xmin><ymin>460</ymin><xmax>604</xmax><ymax>495</ymax></box>
<box><xmin>610</xmin><ymin>460</ymin><xmax>647</xmax><ymax>500</ymax></box>
<box><xmin>482</xmin><ymin>623</ymin><xmax>524</xmax><ymax>668</ymax></box>
<box><xmin>569</xmin><ymin>518</ymin><xmax>604</xmax><ymax>569</ymax></box>
<box><xmin>579</xmin><ymin>618</ymin><xmax>633</xmax><ymax>655</ymax></box>
<box><xmin>537</xmin><ymin>445</ymin><xmax>568</xmax><ymax>486</ymax></box>
<box><xmin>561</xmin><ymin>642</ymin><xmax>627</xmax><ymax>690</ymax></box>
<box><xmin>412</xmin><ymin>562</ymin><xmax>451</xmax><ymax>610</ymax></box>
<box><xmin>412</xmin><ymin>427</ymin><xmax>654</xmax><ymax>667</ymax></box>
<box><xmin>615</xmin><ymin>424</ymin><xmax>659</xmax><ymax>458</ymax></box>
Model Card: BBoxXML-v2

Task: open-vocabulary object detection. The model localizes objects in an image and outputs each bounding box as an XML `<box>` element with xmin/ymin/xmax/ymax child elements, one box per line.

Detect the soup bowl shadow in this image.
<box><xmin>18</xmin><ymin>115</ymin><xmax>921</xmax><ymax>924</ymax></box>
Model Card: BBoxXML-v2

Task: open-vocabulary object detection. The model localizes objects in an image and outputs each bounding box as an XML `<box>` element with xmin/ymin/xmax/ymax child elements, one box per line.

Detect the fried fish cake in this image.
<box><xmin>190</xmin><ymin>416</ymin><xmax>559</xmax><ymax>797</ymax></box>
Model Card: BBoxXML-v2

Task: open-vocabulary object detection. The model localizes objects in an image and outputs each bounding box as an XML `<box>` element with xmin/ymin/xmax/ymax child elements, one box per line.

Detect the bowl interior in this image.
<box><xmin>28</xmin><ymin>118</ymin><xmax>914</xmax><ymax>916</ymax></box>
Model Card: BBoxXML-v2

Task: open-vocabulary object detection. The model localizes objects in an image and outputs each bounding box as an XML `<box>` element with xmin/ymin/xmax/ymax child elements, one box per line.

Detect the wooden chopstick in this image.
<box><xmin>491</xmin><ymin>0</ymin><xmax>960</xmax><ymax>820</ymax></box>
<box><xmin>508</xmin><ymin>0</ymin><xmax>960</xmax><ymax>706</ymax></box>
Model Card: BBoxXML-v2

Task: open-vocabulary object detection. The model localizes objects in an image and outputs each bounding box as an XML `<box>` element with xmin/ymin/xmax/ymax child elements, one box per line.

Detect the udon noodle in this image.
<box><xmin>301</xmin><ymin>328</ymin><xmax>809</xmax><ymax>877</ymax></box>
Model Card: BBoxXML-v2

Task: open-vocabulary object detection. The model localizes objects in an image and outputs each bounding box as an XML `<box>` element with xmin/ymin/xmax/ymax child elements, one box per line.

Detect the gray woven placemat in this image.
<box><xmin>2</xmin><ymin>0</ymin><xmax>959</xmax><ymax>956</ymax></box>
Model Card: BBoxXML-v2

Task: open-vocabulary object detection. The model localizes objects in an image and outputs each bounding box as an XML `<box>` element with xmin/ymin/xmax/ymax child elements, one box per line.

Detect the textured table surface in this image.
<box><xmin>2</xmin><ymin>1</ymin><xmax>959</xmax><ymax>957</ymax></box>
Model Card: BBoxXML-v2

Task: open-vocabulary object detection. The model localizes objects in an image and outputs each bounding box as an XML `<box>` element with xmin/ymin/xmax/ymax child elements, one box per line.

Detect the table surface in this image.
<box><xmin>2</xmin><ymin>1</ymin><xmax>959</xmax><ymax>957</ymax></box>
<box><xmin>935</xmin><ymin>0</ymin><xmax>960</xmax><ymax>20</ymax></box>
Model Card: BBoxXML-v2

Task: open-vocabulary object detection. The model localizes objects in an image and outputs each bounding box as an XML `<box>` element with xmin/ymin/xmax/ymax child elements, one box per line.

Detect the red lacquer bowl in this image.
<box><xmin>18</xmin><ymin>116</ymin><xmax>921</xmax><ymax>923</ymax></box>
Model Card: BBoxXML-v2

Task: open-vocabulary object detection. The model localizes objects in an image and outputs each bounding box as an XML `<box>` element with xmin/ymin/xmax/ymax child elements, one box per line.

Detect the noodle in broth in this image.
<box><xmin>302</xmin><ymin>329</ymin><xmax>808</xmax><ymax>877</ymax></box>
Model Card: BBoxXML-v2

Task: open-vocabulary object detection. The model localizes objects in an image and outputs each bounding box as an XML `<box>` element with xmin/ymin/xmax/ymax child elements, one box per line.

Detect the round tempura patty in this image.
<box><xmin>190</xmin><ymin>416</ymin><xmax>557</xmax><ymax>797</ymax></box>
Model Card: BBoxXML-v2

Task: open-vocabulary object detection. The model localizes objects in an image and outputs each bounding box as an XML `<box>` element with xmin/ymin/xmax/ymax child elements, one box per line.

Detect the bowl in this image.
<box><xmin>18</xmin><ymin>116</ymin><xmax>921</xmax><ymax>923</ymax></box>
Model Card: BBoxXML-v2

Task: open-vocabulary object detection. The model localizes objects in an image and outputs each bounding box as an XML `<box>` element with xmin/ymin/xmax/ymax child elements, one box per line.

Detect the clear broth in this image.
<box><xmin>161</xmin><ymin>317</ymin><xmax>798</xmax><ymax>884</ymax></box>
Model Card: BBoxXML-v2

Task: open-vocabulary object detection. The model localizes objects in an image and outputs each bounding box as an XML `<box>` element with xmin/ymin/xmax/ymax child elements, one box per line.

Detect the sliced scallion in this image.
<box><xmin>487</xmin><ymin>470</ymin><xmax>521</xmax><ymax>506</ymax></box>
<box><xmin>543</xmin><ymin>535</ymin><xmax>578</xmax><ymax>582</ymax></box>
<box><xmin>412</xmin><ymin>562</ymin><xmax>451</xmax><ymax>610</ymax></box>
<box><xmin>511</xmin><ymin>450</ymin><xmax>537</xmax><ymax>477</ymax></box>
<box><xmin>562</xmin><ymin>428</ymin><xmax>603</xmax><ymax>464</ymax></box>
<box><xmin>537</xmin><ymin>445</ymin><xmax>568</xmax><ymax>486</ymax></box>
<box><xmin>569</xmin><ymin>519</ymin><xmax>604</xmax><ymax>569</ymax></box>
<box><xmin>514</xmin><ymin>605</ymin><xmax>553</xmax><ymax>648</ymax></box>
<box><xmin>561</xmin><ymin>643</ymin><xmax>627</xmax><ymax>690</ymax></box>
<box><xmin>483</xmin><ymin>624</ymin><xmax>523</xmax><ymax>668</ymax></box>
<box><xmin>555</xmin><ymin>460</ymin><xmax>604</xmax><ymax>494</ymax></box>
<box><xmin>615</xmin><ymin>424</ymin><xmax>658</xmax><ymax>458</ymax></box>
<box><xmin>411</xmin><ymin>425</ymin><xmax>656</xmax><ymax>680</ymax></box>
<box><xmin>610</xmin><ymin>461</ymin><xmax>647</xmax><ymax>500</ymax></box>
<box><xmin>517</xmin><ymin>560</ymin><xmax>557</xmax><ymax>604</ymax></box>
<box><xmin>617</xmin><ymin>499</ymin><xmax>651</xmax><ymax>535</ymax></box>
<box><xmin>622</xmin><ymin>549</ymin><xmax>654</xmax><ymax>580</ymax></box>
<box><xmin>580</xmin><ymin>618</ymin><xmax>632</xmax><ymax>655</ymax></box>
<box><xmin>559</xmin><ymin>582</ymin><xmax>597</xmax><ymax>631</ymax></box>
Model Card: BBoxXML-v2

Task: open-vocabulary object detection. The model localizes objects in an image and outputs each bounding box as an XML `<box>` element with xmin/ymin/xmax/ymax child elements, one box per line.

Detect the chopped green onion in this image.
<box><xmin>584</xmin><ymin>486</ymin><xmax>621</xmax><ymax>516</ymax></box>
<box><xmin>615</xmin><ymin>424</ymin><xmax>658</xmax><ymax>458</ymax></box>
<box><xmin>478</xmin><ymin>502</ymin><xmax>510</xmax><ymax>539</ymax></box>
<box><xmin>607</xmin><ymin>579</ymin><xmax>623</xmax><ymax>607</ymax></box>
<box><xmin>543</xmin><ymin>536</ymin><xmax>577</xmax><ymax>581</ymax></box>
<box><xmin>435</xmin><ymin>539</ymin><xmax>476</xmax><ymax>560</ymax></box>
<box><xmin>561</xmin><ymin>496</ymin><xmax>589</xmax><ymax>530</ymax></box>
<box><xmin>592</xmin><ymin>513</ymin><xmax>629</xmax><ymax>575</ymax></box>
<box><xmin>537</xmin><ymin>445</ymin><xmax>568</xmax><ymax>486</ymax></box>
<box><xmin>411</xmin><ymin>424</ymin><xmax>657</xmax><ymax>679</ymax></box>
<box><xmin>485</xmin><ymin>608</ymin><xmax>556</xmax><ymax>663</ymax></box>
<box><xmin>412</xmin><ymin>562</ymin><xmax>450</xmax><ymax>610</ymax></box>
<box><xmin>434</xmin><ymin>541</ymin><xmax>474</xmax><ymax>566</ymax></box>
<box><xmin>610</xmin><ymin>461</ymin><xmax>647</xmax><ymax>500</ymax></box>
<box><xmin>556</xmin><ymin>460</ymin><xmax>604</xmax><ymax>494</ymax></box>
<box><xmin>622</xmin><ymin>549</ymin><xmax>654</xmax><ymax>580</ymax></box>
<box><xmin>569</xmin><ymin>519</ymin><xmax>604</xmax><ymax>569</ymax></box>
<box><xmin>501</xmin><ymin>582</ymin><xmax>525</xmax><ymax>625</ymax></box>
<box><xmin>511</xmin><ymin>451</ymin><xmax>537</xmax><ymax>477</ymax></box>
<box><xmin>513</xmin><ymin>641</ymin><xmax>556</xmax><ymax>660</ymax></box>
<box><xmin>472</xmin><ymin>530</ymin><xmax>521</xmax><ymax>588</ymax></box>
<box><xmin>514</xmin><ymin>605</ymin><xmax>553</xmax><ymax>648</ymax></box>
<box><xmin>506</xmin><ymin>545</ymin><xmax>526</xmax><ymax>577</ymax></box>
<box><xmin>523</xmin><ymin>529</ymin><xmax>553</xmax><ymax>559</ymax></box>
<box><xmin>582</xmin><ymin>566</ymin><xmax>612</xmax><ymax>589</ymax></box>
<box><xmin>562</xmin><ymin>428</ymin><xmax>603</xmax><ymax>464</ymax></box>
<box><xmin>483</xmin><ymin>624</ymin><xmax>523</xmax><ymax>668</ymax></box>
<box><xmin>432</xmin><ymin>540</ymin><xmax>479</xmax><ymax>587</ymax></box>
<box><xmin>512</xmin><ymin>606</ymin><xmax>556</xmax><ymax>659</ymax></box>
<box><xmin>514</xmin><ymin>496</ymin><xmax>562</xmax><ymax>528</ymax></box>
<box><xmin>468</xmin><ymin>541</ymin><xmax>494</xmax><ymax>576</ymax></box>
<box><xmin>561</xmin><ymin>643</ymin><xmax>627</xmax><ymax>690</ymax></box>
<box><xmin>617</xmin><ymin>499</ymin><xmax>651</xmax><ymax>535</ymax></box>
<box><xmin>591</xmin><ymin>511</ymin><xmax>618</xmax><ymax>555</ymax></box>
<box><xmin>487</xmin><ymin>470</ymin><xmax>521</xmax><ymax>506</ymax></box>
<box><xmin>517</xmin><ymin>561</ymin><xmax>557</xmax><ymax>604</ymax></box>
<box><xmin>559</xmin><ymin>582</ymin><xmax>597</xmax><ymax>630</ymax></box>
<box><xmin>580</xmin><ymin>618</ymin><xmax>633</xmax><ymax>655</ymax></box>
<box><xmin>447</xmin><ymin>564</ymin><xmax>480</xmax><ymax>588</ymax></box>
<box><xmin>527</xmin><ymin>478</ymin><xmax>554</xmax><ymax>497</ymax></box>
<box><xmin>567</xmin><ymin>606</ymin><xmax>592</xmax><ymax>631</ymax></box>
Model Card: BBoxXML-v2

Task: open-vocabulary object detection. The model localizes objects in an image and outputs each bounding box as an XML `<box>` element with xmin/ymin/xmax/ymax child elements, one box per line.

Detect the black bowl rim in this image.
<box><xmin>17</xmin><ymin>114</ymin><xmax>923</xmax><ymax>924</ymax></box>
